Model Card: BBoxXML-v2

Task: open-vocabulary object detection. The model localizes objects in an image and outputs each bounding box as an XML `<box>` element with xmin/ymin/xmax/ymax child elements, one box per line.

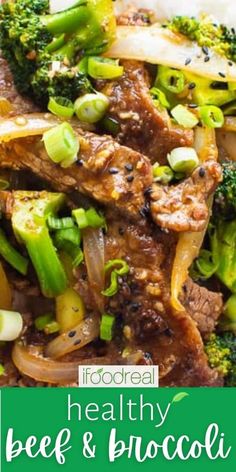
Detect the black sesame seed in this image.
<box><xmin>199</xmin><ymin>167</ymin><xmax>206</xmax><ymax>178</ymax></box>
<box><xmin>68</xmin><ymin>330</ymin><xmax>76</xmax><ymax>338</ymax></box>
<box><xmin>127</xmin><ymin>175</ymin><xmax>134</xmax><ymax>183</ymax></box>
<box><xmin>130</xmin><ymin>302</ymin><xmax>141</xmax><ymax>312</ymax></box>
<box><xmin>188</xmin><ymin>82</ymin><xmax>196</xmax><ymax>90</ymax></box>
<box><xmin>76</xmin><ymin>159</ymin><xmax>84</xmax><ymax>167</ymax></box>
<box><xmin>202</xmin><ymin>45</ymin><xmax>209</xmax><ymax>55</ymax></box>
<box><xmin>125</xmin><ymin>163</ymin><xmax>133</xmax><ymax>172</ymax></box>
<box><xmin>164</xmin><ymin>328</ymin><xmax>173</xmax><ymax>338</ymax></box>
<box><xmin>139</xmin><ymin>204</ymin><xmax>149</xmax><ymax>218</ymax></box>
<box><xmin>185</xmin><ymin>57</ymin><xmax>192</xmax><ymax>66</ymax></box>
<box><xmin>210</xmin><ymin>81</ymin><xmax>228</xmax><ymax>90</ymax></box>
<box><xmin>231</xmin><ymin>27</ymin><xmax>235</xmax><ymax>34</ymax></box>
<box><xmin>144</xmin><ymin>186</ymin><xmax>153</xmax><ymax>197</ymax></box>
<box><xmin>228</xmin><ymin>61</ymin><xmax>233</xmax><ymax>67</ymax></box>
<box><xmin>204</xmin><ymin>55</ymin><xmax>210</xmax><ymax>62</ymax></box>
<box><xmin>218</xmin><ymin>72</ymin><xmax>226</xmax><ymax>78</ymax></box>
<box><xmin>74</xmin><ymin>339</ymin><xmax>81</xmax><ymax>346</ymax></box>
<box><xmin>109</xmin><ymin>167</ymin><xmax>119</xmax><ymax>175</ymax></box>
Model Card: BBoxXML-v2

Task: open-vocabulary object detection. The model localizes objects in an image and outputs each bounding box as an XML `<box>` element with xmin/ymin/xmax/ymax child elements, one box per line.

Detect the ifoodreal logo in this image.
<box><xmin>78</xmin><ymin>366</ymin><xmax>159</xmax><ymax>388</ymax></box>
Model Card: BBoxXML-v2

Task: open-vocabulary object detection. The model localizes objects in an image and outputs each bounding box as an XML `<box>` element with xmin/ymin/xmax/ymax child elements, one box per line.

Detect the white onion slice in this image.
<box><xmin>0</xmin><ymin>114</ymin><xmax>60</xmax><ymax>143</ymax></box>
<box><xmin>105</xmin><ymin>25</ymin><xmax>236</xmax><ymax>82</ymax></box>
<box><xmin>49</xmin><ymin>0</ymin><xmax>81</xmax><ymax>14</ymax></box>
<box><xmin>45</xmin><ymin>314</ymin><xmax>100</xmax><ymax>359</ymax></box>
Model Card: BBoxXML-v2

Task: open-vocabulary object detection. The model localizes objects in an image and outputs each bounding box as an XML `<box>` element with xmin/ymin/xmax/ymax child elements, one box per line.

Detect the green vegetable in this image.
<box><xmin>48</xmin><ymin>96</ymin><xmax>74</xmax><ymax>118</ymax></box>
<box><xmin>72</xmin><ymin>207</ymin><xmax>106</xmax><ymax>229</ymax></box>
<box><xmin>54</xmin><ymin>227</ymin><xmax>83</xmax><ymax>268</ymax></box>
<box><xmin>150</xmin><ymin>87</ymin><xmax>170</xmax><ymax>109</ymax></box>
<box><xmin>0</xmin><ymin>228</ymin><xmax>28</xmax><ymax>275</ymax></box>
<box><xmin>194</xmin><ymin>249</ymin><xmax>218</xmax><ymax>280</ymax></box>
<box><xmin>11</xmin><ymin>191</ymin><xmax>68</xmax><ymax>298</ymax></box>
<box><xmin>102</xmin><ymin>259</ymin><xmax>129</xmax><ymax>297</ymax></box>
<box><xmin>199</xmin><ymin>105</ymin><xmax>224</xmax><ymax>128</ymax></box>
<box><xmin>88</xmin><ymin>57</ymin><xmax>124</xmax><ymax>80</ymax></box>
<box><xmin>168</xmin><ymin>16</ymin><xmax>236</xmax><ymax>63</ymax></box>
<box><xmin>0</xmin><ymin>364</ymin><xmax>5</xmax><ymax>376</ymax></box>
<box><xmin>156</xmin><ymin>66</ymin><xmax>185</xmax><ymax>94</ymax></box>
<box><xmin>153</xmin><ymin>165</ymin><xmax>174</xmax><ymax>184</ymax></box>
<box><xmin>35</xmin><ymin>313</ymin><xmax>54</xmax><ymax>330</ymax></box>
<box><xmin>171</xmin><ymin>104</ymin><xmax>199</xmax><ymax>128</ymax></box>
<box><xmin>47</xmin><ymin>216</ymin><xmax>75</xmax><ymax>230</ymax></box>
<box><xmin>167</xmin><ymin>147</ymin><xmax>199</xmax><ymax>173</ymax></box>
<box><xmin>0</xmin><ymin>0</ymin><xmax>116</xmax><ymax>106</ymax></box>
<box><xmin>205</xmin><ymin>332</ymin><xmax>236</xmax><ymax>386</ymax></box>
<box><xmin>214</xmin><ymin>161</ymin><xmax>236</xmax><ymax>219</ymax></box>
<box><xmin>74</xmin><ymin>92</ymin><xmax>109</xmax><ymax>124</ymax></box>
<box><xmin>43</xmin><ymin>122</ymin><xmax>80</xmax><ymax>168</ymax></box>
<box><xmin>224</xmin><ymin>294</ymin><xmax>236</xmax><ymax>322</ymax></box>
<box><xmin>100</xmin><ymin>313</ymin><xmax>115</xmax><ymax>341</ymax></box>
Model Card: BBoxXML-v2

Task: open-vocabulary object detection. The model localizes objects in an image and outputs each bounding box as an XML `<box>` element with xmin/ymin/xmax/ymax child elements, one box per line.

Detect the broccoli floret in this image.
<box><xmin>214</xmin><ymin>161</ymin><xmax>236</xmax><ymax>219</ymax></box>
<box><xmin>205</xmin><ymin>332</ymin><xmax>236</xmax><ymax>385</ymax></box>
<box><xmin>168</xmin><ymin>16</ymin><xmax>236</xmax><ymax>62</ymax></box>
<box><xmin>0</xmin><ymin>0</ymin><xmax>116</xmax><ymax>106</ymax></box>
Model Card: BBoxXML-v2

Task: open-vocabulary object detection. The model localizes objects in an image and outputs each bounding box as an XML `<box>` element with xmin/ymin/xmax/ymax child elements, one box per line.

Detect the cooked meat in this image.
<box><xmin>181</xmin><ymin>278</ymin><xmax>223</xmax><ymax>336</ymax></box>
<box><xmin>117</xmin><ymin>8</ymin><xmax>153</xmax><ymax>26</ymax></box>
<box><xmin>0</xmin><ymin>55</ymin><xmax>38</xmax><ymax>115</ymax></box>
<box><xmin>0</xmin><ymin>132</ymin><xmax>152</xmax><ymax>219</ymax></box>
<box><xmin>151</xmin><ymin>160</ymin><xmax>222</xmax><ymax>232</ymax></box>
<box><xmin>96</xmin><ymin>60</ymin><xmax>194</xmax><ymax>164</ymax></box>
<box><xmin>75</xmin><ymin>215</ymin><xmax>222</xmax><ymax>386</ymax></box>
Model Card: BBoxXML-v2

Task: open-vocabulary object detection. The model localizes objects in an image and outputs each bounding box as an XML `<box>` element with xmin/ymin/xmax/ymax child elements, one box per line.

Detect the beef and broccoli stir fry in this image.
<box><xmin>0</xmin><ymin>0</ymin><xmax>236</xmax><ymax>387</ymax></box>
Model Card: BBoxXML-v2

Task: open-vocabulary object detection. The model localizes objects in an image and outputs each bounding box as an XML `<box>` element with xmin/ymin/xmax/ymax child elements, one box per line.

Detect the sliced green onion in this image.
<box><xmin>43</xmin><ymin>122</ymin><xmax>80</xmax><ymax>167</ymax></box>
<box><xmin>224</xmin><ymin>294</ymin><xmax>236</xmax><ymax>322</ymax></box>
<box><xmin>44</xmin><ymin>321</ymin><xmax>60</xmax><ymax>335</ymax></box>
<box><xmin>150</xmin><ymin>87</ymin><xmax>170</xmax><ymax>109</ymax></box>
<box><xmin>48</xmin><ymin>96</ymin><xmax>74</xmax><ymax>119</ymax></box>
<box><xmin>54</xmin><ymin>227</ymin><xmax>81</xmax><ymax>247</ymax></box>
<box><xmin>0</xmin><ymin>228</ymin><xmax>28</xmax><ymax>275</ymax></box>
<box><xmin>157</xmin><ymin>66</ymin><xmax>185</xmax><ymax>94</ymax></box>
<box><xmin>0</xmin><ymin>310</ymin><xmax>23</xmax><ymax>341</ymax></box>
<box><xmin>47</xmin><ymin>216</ymin><xmax>75</xmax><ymax>230</ymax></box>
<box><xmin>195</xmin><ymin>249</ymin><xmax>218</xmax><ymax>280</ymax></box>
<box><xmin>0</xmin><ymin>364</ymin><xmax>5</xmax><ymax>376</ymax></box>
<box><xmin>35</xmin><ymin>313</ymin><xmax>54</xmax><ymax>331</ymax></box>
<box><xmin>72</xmin><ymin>248</ymin><xmax>84</xmax><ymax>267</ymax></box>
<box><xmin>102</xmin><ymin>259</ymin><xmax>129</xmax><ymax>297</ymax></box>
<box><xmin>86</xmin><ymin>208</ymin><xmax>106</xmax><ymax>229</ymax></box>
<box><xmin>199</xmin><ymin>105</ymin><xmax>224</xmax><ymax>128</ymax></box>
<box><xmin>100</xmin><ymin>313</ymin><xmax>115</xmax><ymax>341</ymax></box>
<box><xmin>171</xmin><ymin>104</ymin><xmax>199</xmax><ymax>128</ymax></box>
<box><xmin>0</xmin><ymin>178</ymin><xmax>9</xmax><ymax>190</ymax></box>
<box><xmin>74</xmin><ymin>93</ymin><xmax>109</xmax><ymax>124</ymax></box>
<box><xmin>153</xmin><ymin>165</ymin><xmax>174</xmax><ymax>184</ymax></box>
<box><xmin>77</xmin><ymin>56</ymin><xmax>88</xmax><ymax>74</ymax></box>
<box><xmin>72</xmin><ymin>208</ymin><xmax>106</xmax><ymax>229</ymax></box>
<box><xmin>72</xmin><ymin>208</ymin><xmax>88</xmax><ymax>229</ymax></box>
<box><xmin>167</xmin><ymin>147</ymin><xmax>199</xmax><ymax>173</ymax></box>
<box><xmin>88</xmin><ymin>57</ymin><xmax>124</xmax><ymax>80</ymax></box>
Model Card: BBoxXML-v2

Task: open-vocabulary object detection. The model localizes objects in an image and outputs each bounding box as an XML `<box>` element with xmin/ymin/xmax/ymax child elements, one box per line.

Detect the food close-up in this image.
<box><xmin>0</xmin><ymin>0</ymin><xmax>236</xmax><ymax>387</ymax></box>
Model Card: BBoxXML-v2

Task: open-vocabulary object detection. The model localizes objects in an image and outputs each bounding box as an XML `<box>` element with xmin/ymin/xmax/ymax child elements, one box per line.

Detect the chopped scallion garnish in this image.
<box><xmin>157</xmin><ymin>66</ymin><xmax>185</xmax><ymax>94</ymax></box>
<box><xmin>72</xmin><ymin>207</ymin><xmax>106</xmax><ymax>229</ymax></box>
<box><xmin>102</xmin><ymin>259</ymin><xmax>129</xmax><ymax>297</ymax></box>
<box><xmin>199</xmin><ymin>105</ymin><xmax>224</xmax><ymax>128</ymax></box>
<box><xmin>47</xmin><ymin>216</ymin><xmax>75</xmax><ymax>230</ymax></box>
<box><xmin>43</xmin><ymin>122</ymin><xmax>80</xmax><ymax>168</ymax></box>
<box><xmin>167</xmin><ymin>147</ymin><xmax>199</xmax><ymax>173</ymax></box>
<box><xmin>0</xmin><ymin>228</ymin><xmax>28</xmax><ymax>275</ymax></box>
<box><xmin>48</xmin><ymin>96</ymin><xmax>74</xmax><ymax>119</ymax></box>
<box><xmin>100</xmin><ymin>313</ymin><xmax>115</xmax><ymax>341</ymax></box>
<box><xmin>88</xmin><ymin>57</ymin><xmax>124</xmax><ymax>80</ymax></box>
<box><xmin>153</xmin><ymin>165</ymin><xmax>174</xmax><ymax>184</ymax></box>
<box><xmin>171</xmin><ymin>104</ymin><xmax>199</xmax><ymax>128</ymax></box>
<box><xmin>74</xmin><ymin>92</ymin><xmax>109</xmax><ymax>124</ymax></box>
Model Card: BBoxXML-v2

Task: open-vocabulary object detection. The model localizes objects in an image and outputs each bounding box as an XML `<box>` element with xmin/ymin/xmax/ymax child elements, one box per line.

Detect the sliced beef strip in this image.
<box><xmin>0</xmin><ymin>54</ymin><xmax>38</xmax><ymax>115</ymax></box>
<box><xmin>181</xmin><ymin>278</ymin><xmax>223</xmax><ymax>336</ymax></box>
<box><xmin>96</xmin><ymin>60</ymin><xmax>194</xmax><ymax>164</ymax></box>
<box><xmin>0</xmin><ymin>131</ymin><xmax>152</xmax><ymax>219</ymax></box>
<box><xmin>151</xmin><ymin>160</ymin><xmax>222</xmax><ymax>232</ymax></box>
<box><xmin>75</xmin><ymin>215</ymin><xmax>222</xmax><ymax>386</ymax></box>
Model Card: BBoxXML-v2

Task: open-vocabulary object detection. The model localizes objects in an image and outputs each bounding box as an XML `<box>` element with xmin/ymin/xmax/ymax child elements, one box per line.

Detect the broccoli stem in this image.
<box><xmin>11</xmin><ymin>192</ymin><xmax>68</xmax><ymax>298</ymax></box>
<box><xmin>40</xmin><ymin>5</ymin><xmax>89</xmax><ymax>36</ymax></box>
